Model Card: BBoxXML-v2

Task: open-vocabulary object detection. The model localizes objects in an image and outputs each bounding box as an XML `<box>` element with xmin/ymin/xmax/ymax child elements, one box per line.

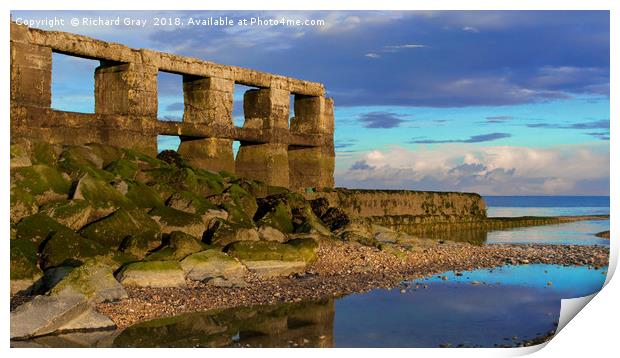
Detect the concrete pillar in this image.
<box><xmin>94</xmin><ymin>62</ymin><xmax>158</xmax><ymax>116</ymax></box>
<box><xmin>10</xmin><ymin>29</ymin><xmax>52</xmax><ymax>107</ymax></box>
<box><xmin>177</xmin><ymin>76</ymin><xmax>235</xmax><ymax>173</ymax></box>
<box><xmin>288</xmin><ymin>96</ymin><xmax>335</xmax><ymax>190</ymax></box>
<box><xmin>236</xmin><ymin>88</ymin><xmax>290</xmax><ymax>187</ymax></box>
<box><xmin>94</xmin><ymin>61</ymin><xmax>158</xmax><ymax>156</ymax></box>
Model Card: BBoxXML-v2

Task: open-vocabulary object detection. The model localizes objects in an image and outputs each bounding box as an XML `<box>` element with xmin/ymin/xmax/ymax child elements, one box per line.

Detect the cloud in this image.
<box><xmin>485</xmin><ymin>115</ymin><xmax>514</xmax><ymax>123</ymax></box>
<box><xmin>365</xmin><ymin>53</ymin><xmax>380</xmax><ymax>59</ymax></box>
<box><xmin>410</xmin><ymin>132</ymin><xmax>511</xmax><ymax>144</ymax></box>
<box><xmin>525</xmin><ymin>119</ymin><xmax>609</xmax><ymax>130</ymax></box>
<box><xmin>165</xmin><ymin>102</ymin><xmax>184</xmax><ymax>111</ymax></box>
<box><xmin>462</xmin><ymin>26</ymin><xmax>479</xmax><ymax>33</ymax></box>
<box><xmin>585</xmin><ymin>132</ymin><xmax>610</xmax><ymax>141</ymax></box>
<box><xmin>337</xmin><ymin>143</ymin><xmax>609</xmax><ymax>195</ymax></box>
<box><xmin>358</xmin><ymin>111</ymin><xmax>407</xmax><ymax>128</ymax></box>
<box><xmin>335</xmin><ymin>139</ymin><xmax>359</xmax><ymax>149</ymax></box>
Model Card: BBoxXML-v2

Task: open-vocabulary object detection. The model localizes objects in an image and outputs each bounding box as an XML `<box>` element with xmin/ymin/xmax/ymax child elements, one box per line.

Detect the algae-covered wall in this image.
<box><xmin>304</xmin><ymin>189</ymin><xmax>487</xmax><ymax>218</ymax></box>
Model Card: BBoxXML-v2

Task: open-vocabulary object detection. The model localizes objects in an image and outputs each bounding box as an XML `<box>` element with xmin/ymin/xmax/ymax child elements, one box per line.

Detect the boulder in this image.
<box><xmin>145</xmin><ymin>231</ymin><xmax>205</xmax><ymax>261</ymax></box>
<box><xmin>31</xmin><ymin>141</ymin><xmax>61</xmax><ymax>166</ymax></box>
<box><xmin>166</xmin><ymin>190</ymin><xmax>216</xmax><ymax>215</ymax></box>
<box><xmin>10</xmin><ymin>238</ymin><xmax>42</xmax><ymax>295</ymax></box>
<box><xmin>72</xmin><ymin>174</ymin><xmax>134</xmax><ymax>209</ymax></box>
<box><xmin>149</xmin><ymin>206</ymin><xmax>206</xmax><ymax>239</ymax></box>
<box><xmin>242</xmin><ymin>260</ymin><xmax>307</xmax><ymax>278</ymax></box>
<box><xmin>309</xmin><ymin>197</ymin><xmax>330</xmax><ymax>218</ymax></box>
<box><xmin>40</xmin><ymin>200</ymin><xmax>93</xmax><ymax>231</ymax></box>
<box><xmin>292</xmin><ymin>206</ymin><xmax>331</xmax><ymax>236</ymax></box>
<box><xmin>56</xmin><ymin>308</ymin><xmax>115</xmax><ymax>332</ymax></box>
<box><xmin>125</xmin><ymin>181</ymin><xmax>165</xmax><ymax>209</ymax></box>
<box><xmin>11</xmin><ymin>164</ymin><xmax>71</xmax><ymax>204</ymax></box>
<box><xmin>58</xmin><ymin>145</ymin><xmax>105</xmax><ymax>177</ymax></box>
<box><xmin>203</xmin><ymin>219</ymin><xmax>260</xmax><ymax>247</ymax></box>
<box><xmin>116</xmin><ymin>261</ymin><xmax>186</xmax><ymax>288</ymax></box>
<box><xmin>207</xmin><ymin>184</ymin><xmax>257</xmax><ymax>227</ymax></box>
<box><xmin>80</xmin><ymin>208</ymin><xmax>161</xmax><ymax>249</ymax></box>
<box><xmin>10</xmin><ymin>142</ymin><xmax>31</xmax><ymax>168</ymax></box>
<box><xmin>39</xmin><ymin>230</ymin><xmax>108</xmax><ymax>270</ymax></box>
<box><xmin>180</xmin><ymin>250</ymin><xmax>246</xmax><ymax>287</ymax></box>
<box><xmin>105</xmin><ymin>158</ymin><xmax>139</xmax><ymax>180</ymax></box>
<box><xmin>10</xmin><ymin>187</ymin><xmax>38</xmax><ymax>224</ymax></box>
<box><xmin>50</xmin><ymin>258</ymin><xmax>128</xmax><ymax>303</ymax></box>
<box><xmin>258</xmin><ymin>225</ymin><xmax>288</xmax><ymax>243</ymax></box>
<box><xmin>14</xmin><ymin>213</ymin><xmax>71</xmax><ymax>246</ymax></box>
<box><xmin>10</xmin><ymin>289</ymin><xmax>90</xmax><ymax>340</ymax></box>
<box><xmin>255</xmin><ymin>200</ymin><xmax>294</xmax><ymax>233</ymax></box>
<box><xmin>30</xmin><ymin>266</ymin><xmax>75</xmax><ymax>295</ymax></box>
<box><xmin>225</xmin><ymin>238</ymin><xmax>318</xmax><ymax>263</ymax></box>
<box><xmin>320</xmin><ymin>207</ymin><xmax>350</xmax><ymax>231</ymax></box>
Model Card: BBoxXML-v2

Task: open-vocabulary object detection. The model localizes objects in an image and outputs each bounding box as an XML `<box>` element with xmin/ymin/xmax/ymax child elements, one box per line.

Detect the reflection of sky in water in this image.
<box><xmin>334</xmin><ymin>265</ymin><xmax>606</xmax><ymax>348</ymax></box>
<box><xmin>487</xmin><ymin>207</ymin><xmax>609</xmax><ymax>217</ymax></box>
<box><xmin>485</xmin><ymin>220</ymin><xmax>609</xmax><ymax>246</ymax></box>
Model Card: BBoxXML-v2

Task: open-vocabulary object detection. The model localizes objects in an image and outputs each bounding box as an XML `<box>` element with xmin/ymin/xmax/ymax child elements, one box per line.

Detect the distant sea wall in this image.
<box><xmin>303</xmin><ymin>189</ymin><xmax>487</xmax><ymax>218</ymax></box>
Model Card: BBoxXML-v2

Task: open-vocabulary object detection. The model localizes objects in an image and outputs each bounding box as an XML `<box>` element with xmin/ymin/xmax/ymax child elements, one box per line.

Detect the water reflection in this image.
<box><xmin>16</xmin><ymin>265</ymin><xmax>605</xmax><ymax>348</ymax></box>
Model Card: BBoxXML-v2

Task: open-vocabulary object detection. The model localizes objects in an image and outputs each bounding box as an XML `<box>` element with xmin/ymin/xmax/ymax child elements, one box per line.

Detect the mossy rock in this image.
<box><xmin>50</xmin><ymin>257</ymin><xmax>127</xmax><ymax>302</ymax></box>
<box><xmin>125</xmin><ymin>181</ymin><xmax>165</xmax><ymax>209</ymax></box>
<box><xmin>10</xmin><ymin>142</ymin><xmax>32</xmax><ymax>168</ymax></box>
<box><xmin>138</xmin><ymin>166</ymin><xmax>199</xmax><ymax>192</ymax></box>
<box><xmin>10</xmin><ymin>238</ymin><xmax>41</xmax><ymax>280</ymax></box>
<box><xmin>254</xmin><ymin>196</ymin><xmax>294</xmax><ymax>233</ymax></box>
<box><xmin>14</xmin><ymin>213</ymin><xmax>71</xmax><ymax>246</ymax></box>
<box><xmin>80</xmin><ymin>208</ymin><xmax>161</xmax><ymax>249</ymax></box>
<box><xmin>11</xmin><ymin>164</ymin><xmax>71</xmax><ymax>197</ymax></box>
<box><xmin>166</xmin><ymin>190</ymin><xmax>217</xmax><ymax>215</ymax></box>
<box><xmin>39</xmin><ymin>199</ymin><xmax>93</xmax><ymax>230</ymax></box>
<box><xmin>292</xmin><ymin>206</ymin><xmax>331</xmax><ymax>236</ymax></box>
<box><xmin>105</xmin><ymin>158</ymin><xmax>139</xmax><ymax>180</ymax></box>
<box><xmin>225</xmin><ymin>238</ymin><xmax>318</xmax><ymax>263</ymax></box>
<box><xmin>10</xmin><ymin>187</ymin><xmax>38</xmax><ymax>224</ymax></box>
<box><xmin>121</xmin><ymin>148</ymin><xmax>166</xmax><ymax>169</ymax></box>
<box><xmin>145</xmin><ymin>231</ymin><xmax>207</xmax><ymax>261</ymax></box>
<box><xmin>207</xmin><ymin>184</ymin><xmax>258</xmax><ymax>227</ymax></box>
<box><xmin>149</xmin><ymin>206</ymin><xmax>206</xmax><ymax>238</ymax></box>
<box><xmin>87</xmin><ymin>143</ymin><xmax>123</xmax><ymax>168</ymax></box>
<box><xmin>72</xmin><ymin>173</ymin><xmax>135</xmax><ymax>209</ymax></box>
<box><xmin>116</xmin><ymin>260</ymin><xmax>186</xmax><ymax>288</ymax></box>
<box><xmin>203</xmin><ymin>219</ymin><xmax>260</xmax><ymax>247</ymax></box>
<box><xmin>193</xmin><ymin>168</ymin><xmax>226</xmax><ymax>196</ymax></box>
<box><xmin>31</xmin><ymin>142</ymin><xmax>60</xmax><ymax>165</ymax></box>
<box><xmin>40</xmin><ymin>230</ymin><xmax>108</xmax><ymax>270</ymax></box>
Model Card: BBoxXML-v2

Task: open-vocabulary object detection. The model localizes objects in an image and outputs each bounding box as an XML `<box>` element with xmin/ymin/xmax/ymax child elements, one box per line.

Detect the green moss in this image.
<box><xmin>40</xmin><ymin>230</ymin><xmax>108</xmax><ymax>270</ymax></box>
<box><xmin>10</xmin><ymin>238</ymin><xmax>41</xmax><ymax>280</ymax></box>
<box><xmin>225</xmin><ymin>238</ymin><xmax>317</xmax><ymax>263</ymax></box>
<box><xmin>80</xmin><ymin>208</ymin><xmax>161</xmax><ymax>249</ymax></box>
<box><xmin>57</xmin><ymin>145</ymin><xmax>104</xmax><ymax>177</ymax></box>
<box><xmin>87</xmin><ymin>143</ymin><xmax>123</xmax><ymax>167</ymax></box>
<box><xmin>73</xmin><ymin>174</ymin><xmax>134</xmax><ymax>209</ymax></box>
<box><xmin>39</xmin><ymin>199</ymin><xmax>92</xmax><ymax>229</ymax></box>
<box><xmin>10</xmin><ymin>187</ymin><xmax>38</xmax><ymax>224</ymax></box>
<box><xmin>256</xmin><ymin>202</ymin><xmax>293</xmax><ymax>233</ymax></box>
<box><xmin>149</xmin><ymin>206</ymin><xmax>203</xmax><ymax>228</ymax></box>
<box><xmin>208</xmin><ymin>184</ymin><xmax>257</xmax><ymax>227</ymax></box>
<box><xmin>119</xmin><ymin>260</ymin><xmax>182</xmax><ymax>273</ymax></box>
<box><xmin>145</xmin><ymin>231</ymin><xmax>206</xmax><ymax>261</ymax></box>
<box><xmin>121</xmin><ymin>148</ymin><xmax>166</xmax><ymax>168</ymax></box>
<box><xmin>293</xmin><ymin>206</ymin><xmax>331</xmax><ymax>236</ymax></box>
<box><xmin>12</xmin><ymin>164</ymin><xmax>71</xmax><ymax>196</ymax></box>
<box><xmin>125</xmin><ymin>181</ymin><xmax>165</xmax><ymax>209</ymax></box>
<box><xmin>31</xmin><ymin>142</ymin><xmax>59</xmax><ymax>165</ymax></box>
<box><xmin>15</xmin><ymin>213</ymin><xmax>70</xmax><ymax>246</ymax></box>
<box><xmin>166</xmin><ymin>190</ymin><xmax>217</xmax><ymax>214</ymax></box>
<box><xmin>105</xmin><ymin>159</ymin><xmax>139</xmax><ymax>180</ymax></box>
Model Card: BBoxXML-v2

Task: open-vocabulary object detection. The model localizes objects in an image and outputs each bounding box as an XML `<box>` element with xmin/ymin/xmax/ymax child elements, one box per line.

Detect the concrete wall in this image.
<box><xmin>304</xmin><ymin>189</ymin><xmax>487</xmax><ymax>218</ymax></box>
<box><xmin>10</xmin><ymin>22</ymin><xmax>334</xmax><ymax>190</ymax></box>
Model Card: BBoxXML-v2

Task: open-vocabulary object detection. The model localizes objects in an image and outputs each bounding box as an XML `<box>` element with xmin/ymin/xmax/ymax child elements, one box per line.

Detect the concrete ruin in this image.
<box><xmin>10</xmin><ymin>22</ymin><xmax>334</xmax><ymax>190</ymax></box>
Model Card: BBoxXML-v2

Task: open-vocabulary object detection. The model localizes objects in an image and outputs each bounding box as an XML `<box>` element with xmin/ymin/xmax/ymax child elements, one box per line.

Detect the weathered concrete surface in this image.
<box><xmin>304</xmin><ymin>189</ymin><xmax>486</xmax><ymax>218</ymax></box>
<box><xmin>10</xmin><ymin>21</ymin><xmax>334</xmax><ymax>189</ymax></box>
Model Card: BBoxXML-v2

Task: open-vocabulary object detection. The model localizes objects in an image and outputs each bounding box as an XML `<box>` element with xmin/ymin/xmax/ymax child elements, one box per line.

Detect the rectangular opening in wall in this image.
<box><xmin>233</xmin><ymin>84</ymin><xmax>257</xmax><ymax>127</ymax></box>
<box><xmin>288</xmin><ymin>93</ymin><xmax>295</xmax><ymax>129</ymax></box>
<box><xmin>157</xmin><ymin>135</ymin><xmax>180</xmax><ymax>153</ymax></box>
<box><xmin>158</xmin><ymin>71</ymin><xmax>183</xmax><ymax>122</ymax></box>
<box><xmin>232</xmin><ymin>140</ymin><xmax>241</xmax><ymax>160</ymax></box>
<box><xmin>51</xmin><ymin>52</ymin><xmax>99</xmax><ymax>113</ymax></box>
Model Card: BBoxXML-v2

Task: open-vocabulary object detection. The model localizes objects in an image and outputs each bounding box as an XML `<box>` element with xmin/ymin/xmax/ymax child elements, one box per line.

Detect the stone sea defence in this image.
<box><xmin>10</xmin><ymin>21</ymin><xmax>334</xmax><ymax>190</ymax></box>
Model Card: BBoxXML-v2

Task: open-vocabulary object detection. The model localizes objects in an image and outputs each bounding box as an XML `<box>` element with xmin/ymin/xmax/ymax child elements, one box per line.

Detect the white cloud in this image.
<box><xmin>337</xmin><ymin>143</ymin><xmax>609</xmax><ymax>195</ymax></box>
<box><xmin>364</xmin><ymin>53</ymin><xmax>381</xmax><ymax>59</ymax></box>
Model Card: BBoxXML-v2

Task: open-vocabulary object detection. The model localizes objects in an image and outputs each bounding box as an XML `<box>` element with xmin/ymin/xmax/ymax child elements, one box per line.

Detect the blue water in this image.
<box><xmin>333</xmin><ymin>265</ymin><xmax>607</xmax><ymax>348</ymax></box>
<box><xmin>482</xmin><ymin>196</ymin><xmax>610</xmax><ymax>246</ymax></box>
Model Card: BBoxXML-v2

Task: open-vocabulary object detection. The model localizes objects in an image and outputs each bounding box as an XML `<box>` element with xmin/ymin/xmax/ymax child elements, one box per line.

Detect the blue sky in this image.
<box><xmin>12</xmin><ymin>10</ymin><xmax>610</xmax><ymax>195</ymax></box>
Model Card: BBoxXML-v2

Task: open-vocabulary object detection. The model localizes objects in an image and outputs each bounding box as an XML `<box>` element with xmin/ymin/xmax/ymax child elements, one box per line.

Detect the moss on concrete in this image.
<box><xmin>10</xmin><ymin>238</ymin><xmax>41</xmax><ymax>280</ymax></box>
<box><xmin>225</xmin><ymin>237</ymin><xmax>317</xmax><ymax>263</ymax></box>
<box><xmin>80</xmin><ymin>208</ymin><xmax>161</xmax><ymax>249</ymax></box>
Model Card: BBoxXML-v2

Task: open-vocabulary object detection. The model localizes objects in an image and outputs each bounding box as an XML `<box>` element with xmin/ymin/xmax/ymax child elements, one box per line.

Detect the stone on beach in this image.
<box><xmin>116</xmin><ymin>261</ymin><xmax>186</xmax><ymax>288</ymax></box>
<box><xmin>180</xmin><ymin>250</ymin><xmax>247</xmax><ymax>286</ymax></box>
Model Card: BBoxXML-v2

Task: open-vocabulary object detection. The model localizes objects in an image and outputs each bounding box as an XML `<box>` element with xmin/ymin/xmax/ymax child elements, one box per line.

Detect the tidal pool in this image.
<box><xmin>23</xmin><ymin>264</ymin><xmax>605</xmax><ymax>348</ymax></box>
